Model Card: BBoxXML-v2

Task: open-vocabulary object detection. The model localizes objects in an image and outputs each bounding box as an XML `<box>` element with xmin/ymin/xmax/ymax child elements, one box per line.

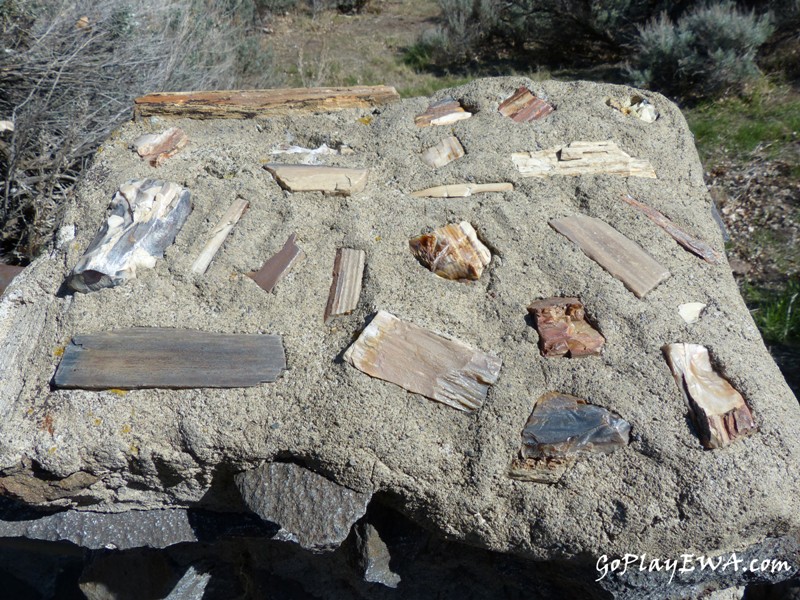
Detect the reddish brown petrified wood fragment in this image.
<box><xmin>248</xmin><ymin>233</ymin><xmax>304</xmax><ymax>293</ymax></box>
<box><xmin>527</xmin><ymin>297</ymin><xmax>604</xmax><ymax>357</ymax></box>
<box><xmin>414</xmin><ymin>98</ymin><xmax>472</xmax><ymax>127</ymax></box>
<box><xmin>498</xmin><ymin>87</ymin><xmax>554</xmax><ymax>122</ymax></box>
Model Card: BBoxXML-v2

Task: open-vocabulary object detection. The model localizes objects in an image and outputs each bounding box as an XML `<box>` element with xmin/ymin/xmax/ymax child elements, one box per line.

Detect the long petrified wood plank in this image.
<box><xmin>134</xmin><ymin>86</ymin><xmax>400</xmax><ymax>119</ymax></box>
<box><xmin>512</xmin><ymin>141</ymin><xmax>656</xmax><ymax>178</ymax></box>
<box><xmin>324</xmin><ymin>248</ymin><xmax>365</xmax><ymax>323</ymax></box>
<box><xmin>527</xmin><ymin>297</ymin><xmax>604</xmax><ymax>357</ymax></box>
<box><xmin>67</xmin><ymin>179</ymin><xmax>192</xmax><ymax>293</ymax></box>
<box><xmin>191</xmin><ymin>199</ymin><xmax>249</xmax><ymax>275</ymax></box>
<box><xmin>663</xmin><ymin>343</ymin><xmax>757</xmax><ymax>449</ymax></box>
<box><xmin>621</xmin><ymin>195</ymin><xmax>722</xmax><ymax>264</ymax></box>
<box><xmin>343</xmin><ymin>310</ymin><xmax>501</xmax><ymax>412</ymax></box>
<box><xmin>410</xmin><ymin>183</ymin><xmax>513</xmax><ymax>197</ymax></box>
<box><xmin>265</xmin><ymin>164</ymin><xmax>368</xmax><ymax>196</ymax></box>
<box><xmin>549</xmin><ymin>215</ymin><xmax>670</xmax><ymax>298</ymax></box>
<box><xmin>248</xmin><ymin>233</ymin><xmax>304</xmax><ymax>293</ymax></box>
<box><xmin>53</xmin><ymin>328</ymin><xmax>286</xmax><ymax>389</ymax></box>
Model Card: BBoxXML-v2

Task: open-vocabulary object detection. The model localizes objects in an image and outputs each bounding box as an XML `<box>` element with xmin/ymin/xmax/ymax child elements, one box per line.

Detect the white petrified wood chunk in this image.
<box><xmin>678</xmin><ymin>302</ymin><xmax>707</xmax><ymax>324</ymax></box>
<box><xmin>324</xmin><ymin>248</ymin><xmax>366</xmax><ymax>322</ymax></box>
<box><xmin>421</xmin><ymin>136</ymin><xmax>465</xmax><ymax>168</ymax></box>
<box><xmin>512</xmin><ymin>141</ymin><xmax>656</xmax><ymax>178</ymax></box>
<box><xmin>67</xmin><ymin>179</ymin><xmax>192</xmax><ymax>293</ymax></box>
<box><xmin>191</xmin><ymin>198</ymin><xmax>249</xmax><ymax>275</ymax></box>
<box><xmin>411</xmin><ymin>182</ymin><xmax>513</xmax><ymax>198</ymax></box>
<box><xmin>344</xmin><ymin>310</ymin><xmax>502</xmax><ymax>412</ymax></box>
<box><xmin>663</xmin><ymin>343</ymin><xmax>757</xmax><ymax>449</ymax></box>
<box><xmin>265</xmin><ymin>164</ymin><xmax>368</xmax><ymax>195</ymax></box>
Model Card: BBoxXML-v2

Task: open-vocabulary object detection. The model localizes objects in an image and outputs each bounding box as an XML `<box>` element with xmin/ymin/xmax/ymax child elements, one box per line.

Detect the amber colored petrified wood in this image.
<box><xmin>498</xmin><ymin>87</ymin><xmax>554</xmax><ymax>122</ymax></box>
<box><xmin>67</xmin><ymin>179</ymin><xmax>192</xmax><ymax>293</ymax></box>
<box><xmin>410</xmin><ymin>183</ymin><xmax>513</xmax><ymax>198</ymax></box>
<box><xmin>622</xmin><ymin>195</ymin><xmax>723</xmax><ymax>265</ymax></box>
<box><xmin>512</xmin><ymin>141</ymin><xmax>656</xmax><ymax>178</ymax></box>
<box><xmin>409</xmin><ymin>222</ymin><xmax>491</xmax><ymax>281</ymax></box>
<box><xmin>527</xmin><ymin>297</ymin><xmax>604</xmax><ymax>357</ymax></box>
<box><xmin>663</xmin><ymin>343</ymin><xmax>757</xmax><ymax>449</ymax></box>
<box><xmin>324</xmin><ymin>248</ymin><xmax>365</xmax><ymax>323</ymax></box>
<box><xmin>134</xmin><ymin>86</ymin><xmax>400</xmax><ymax>119</ymax></box>
<box><xmin>0</xmin><ymin>264</ymin><xmax>24</xmax><ymax>296</ymax></box>
<box><xmin>53</xmin><ymin>328</ymin><xmax>286</xmax><ymax>389</ymax></box>
<box><xmin>265</xmin><ymin>164</ymin><xmax>368</xmax><ymax>196</ymax></box>
<box><xmin>414</xmin><ymin>98</ymin><xmax>472</xmax><ymax>127</ymax></box>
<box><xmin>248</xmin><ymin>233</ymin><xmax>305</xmax><ymax>293</ymax></box>
<box><xmin>133</xmin><ymin>127</ymin><xmax>188</xmax><ymax>166</ymax></box>
<box><xmin>549</xmin><ymin>215</ymin><xmax>670</xmax><ymax>298</ymax></box>
<box><xmin>421</xmin><ymin>136</ymin><xmax>465</xmax><ymax>168</ymax></box>
<box><xmin>344</xmin><ymin>310</ymin><xmax>502</xmax><ymax>412</ymax></box>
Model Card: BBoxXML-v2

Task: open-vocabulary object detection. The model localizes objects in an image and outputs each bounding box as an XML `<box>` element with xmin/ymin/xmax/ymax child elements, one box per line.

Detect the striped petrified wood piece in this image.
<box><xmin>53</xmin><ymin>328</ymin><xmax>286</xmax><ymax>389</ymax></box>
<box><xmin>134</xmin><ymin>86</ymin><xmax>400</xmax><ymax>119</ymax></box>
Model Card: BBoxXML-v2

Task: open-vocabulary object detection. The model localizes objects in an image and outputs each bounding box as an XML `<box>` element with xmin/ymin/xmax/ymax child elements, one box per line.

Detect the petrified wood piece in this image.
<box><xmin>191</xmin><ymin>198</ymin><xmax>249</xmax><ymax>275</ymax></box>
<box><xmin>53</xmin><ymin>328</ymin><xmax>286</xmax><ymax>389</ymax></box>
<box><xmin>527</xmin><ymin>297</ymin><xmax>604</xmax><ymax>357</ymax></box>
<box><xmin>498</xmin><ymin>87</ymin><xmax>554</xmax><ymax>122</ymax></box>
<box><xmin>324</xmin><ymin>248</ymin><xmax>365</xmax><ymax>322</ymax></box>
<box><xmin>549</xmin><ymin>215</ymin><xmax>670</xmax><ymax>298</ymax></box>
<box><xmin>512</xmin><ymin>141</ymin><xmax>656</xmax><ymax>178</ymax></box>
<box><xmin>409</xmin><ymin>222</ymin><xmax>491</xmax><ymax>281</ymax></box>
<box><xmin>235</xmin><ymin>462</ymin><xmax>371</xmax><ymax>552</ymax></box>
<box><xmin>414</xmin><ymin>98</ymin><xmax>472</xmax><ymax>127</ymax></box>
<box><xmin>248</xmin><ymin>233</ymin><xmax>304</xmax><ymax>293</ymax></box>
<box><xmin>663</xmin><ymin>343</ymin><xmax>757</xmax><ymax>449</ymax></box>
<box><xmin>343</xmin><ymin>310</ymin><xmax>501</xmax><ymax>412</ymax></box>
<box><xmin>132</xmin><ymin>127</ymin><xmax>188</xmax><ymax>166</ymax></box>
<box><xmin>622</xmin><ymin>195</ymin><xmax>722</xmax><ymax>264</ymax></box>
<box><xmin>410</xmin><ymin>182</ymin><xmax>513</xmax><ymax>197</ymax></box>
<box><xmin>0</xmin><ymin>264</ymin><xmax>24</xmax><ymax>296</ymax></box>
<box><xmin>67</xmin><ymin>179</ymin><xmax>191</xmax><ymax>293</ymax></box>
<box><xmin>679</xmin><ymin>302</ymin><xmax>706</xmax><ymax>324</ymax></box>
<box><xmin>134</xmin><ymin>86</ymin><xmax>400</xmax><ymax>119</ymax></box>
<box><xmin>607</xmin><ymin>95</ymin><xmax>658</xmax><ymax>122</ymax></box>
<box><xmin>265</xmin><ymin>164</ymin><xmax>368</xmax><ymax>196</ymax></box>
<box><xmin>421</xmin><ymin>136</ymin><xmax>465</xmax><ymax>168</ymax></box>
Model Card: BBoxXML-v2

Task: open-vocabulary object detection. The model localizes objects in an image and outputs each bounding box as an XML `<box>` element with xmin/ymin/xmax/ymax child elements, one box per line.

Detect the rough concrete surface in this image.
<box><xmin>1</xmin><ymin>77</ymin><xmax>799</xmax><ymax>596</ymax></box>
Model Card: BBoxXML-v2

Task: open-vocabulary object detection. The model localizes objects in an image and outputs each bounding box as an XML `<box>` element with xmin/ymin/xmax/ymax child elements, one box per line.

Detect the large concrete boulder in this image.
<box><xmin>1</xmin><ymin>77</ymin><xmax>798</xmax><ymax>596</ymax></box>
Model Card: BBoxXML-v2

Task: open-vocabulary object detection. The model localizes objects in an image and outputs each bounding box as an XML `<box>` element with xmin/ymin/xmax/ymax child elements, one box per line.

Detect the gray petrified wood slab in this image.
<box><xmin>53</xmin><ymin>328</ymin><xmax>285</xmax><ymax>389</ymax></box>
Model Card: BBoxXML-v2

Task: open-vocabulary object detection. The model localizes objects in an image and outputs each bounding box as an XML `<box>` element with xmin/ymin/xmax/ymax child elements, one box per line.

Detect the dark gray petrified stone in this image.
<box><xmin>355</xmin><ymin>522</ymin><xmax>401</xmax><ymax>588</ymax></box>
<box><xmin>234</xmin><ymin>462</ymin><xmax>372</xmax><ymax>552</ymax></box>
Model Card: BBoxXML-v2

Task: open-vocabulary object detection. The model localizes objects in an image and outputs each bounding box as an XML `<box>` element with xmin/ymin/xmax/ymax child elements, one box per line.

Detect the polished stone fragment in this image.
<box><xmin>414</xmin><ymin>98</ymin><xmax>472</xmax><ymax>127</ymax></box>
<box><xmin>67</xmin><ymin>179</ymin><xmax>191</xmax><ymax>293</ymax></box>
<box><xmin>265</xmin><ymin>164</ymin><xmax>368</xmax><ymax>196</ymax></box>
<box><xmin>409</xmin><ymin>221</ymin><xmax>491</xmax><ymax>281</ymax></box>
<box><xmin>344</xmin><ymin>310</ymin><xmax>501</xmax><ymax>412</ymax></box>
<box><xmin>498</xmin><ymin>87</ymin><xmax>554</xmax><ymax>122</ymax></box>
<box><xmin>53</xmin><ymin>328</ymin><xmax>286</xmax><ymax>389</ymax></box>
<box><xmin>622</xmin><ymin>194</ymin><xmax>722</xmax><ymax>264</ymax></box>
<box><xmin>410</xmin><ymin>182</ymin><xmax>513</xmax><ymax>197</ymax></box>
<box><xmin>248</xmin><ymin>233</ymin><xmax>304</xmax><ymax>293</ymax></box>
<box><xmin>421</xmin><ymin>136</ymin><xmax>465</xmax><ymax>168</ymax></box>
<box><xmin>663</xmin><ymin>343</ymin><xmax>757</xmax><ymax>449</ymax></box>
<box><xmin>512</xmin><ymin>141</ymin><xmax>656</xmax><ymax>178</ymax></box>
<box><xmin>527</xmin><ymin>297</ymin><xmax>604</xmax><ymax>357</ymax></box>
<box><xmin>132</xmin><ymin>127</ymin><xmax>188</xmax><ymax>166</ymax></box>
<box><xmin>549</xmin><ymin>215</ymin><xmax>670</xmax><ymax>298</ymax></box>
<box><xmin>324</xmin><ymin>248</ymin><xmax>365</xmax><ymax>322</ymax></box>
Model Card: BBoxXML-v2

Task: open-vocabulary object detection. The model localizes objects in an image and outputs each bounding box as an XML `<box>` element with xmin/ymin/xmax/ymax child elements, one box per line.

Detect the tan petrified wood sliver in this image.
<box><xmin>663</xmin><ymin>343</ymin><xmax>757</xmax><ymax>449</ymax></box>
<box><xmin>550</xmin><ymin>215</ymin><xmax>670</xmax><ymax>298</ymax></box>
<box><xmin>344</xmin><ymin>310</ymin><xmax>501</xmax><ymax>412</ymax></box>
<box><xmin>512</xmin><ymin>141</ymin><xmax>656</xmax><ymax>178</ymax></box>
<box><xmin>134</xmin><ymin>86</ymin><xmax>400</xmax><ymax>119</ymax></box>
<box><xmin>265</xmin><ymin>164</ymin><xmax>368</xmax><ymax>196</ymax></box>
<box><xmin>410</xmin><ymin>183</ymin><xmax>513</xmax><ymax>197</ymax></box>
<box><xmin>191</xmin><ymin>198</ymin><xmax>249</xmax><ymax>275</ymax></box>
<box><xmin>324</xmin><ymin>248</ymin><xmax>366</xmax><ymax>322</ymax></box>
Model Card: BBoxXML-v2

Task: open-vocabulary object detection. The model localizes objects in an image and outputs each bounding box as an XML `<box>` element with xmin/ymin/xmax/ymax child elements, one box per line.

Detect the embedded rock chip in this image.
<box><xmin>234</xmin><ymin>462</ymin><xmax>371</xmax><ymax>552</ymax></box>
<box><xmin>527</xmin><ymin>297</ymin><xmax>604</xmax><ymax>357</ymax></box>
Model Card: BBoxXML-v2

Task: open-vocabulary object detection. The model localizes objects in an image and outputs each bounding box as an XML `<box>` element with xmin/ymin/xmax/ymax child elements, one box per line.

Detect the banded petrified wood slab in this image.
<box><xmin>265</xmin><ymin>164</ymin><xmax>368</xmax><ymax>196</ymax></box>
<box><xmin>498</xmin><ymin>87</ymin><xmax>554</xmax><ymax>122</ymax></box>
<box><xmin>53</xmin><ymin>328</ymin><xmax>286</xmax><ymax>389</ymax></box>
<box><xmin>324</xmin><ymin>248</ymin><xmax>366</xmax><ymax>323</ymax></box>
<box><xmin>512</xmin><ymin>141</ymin><xmax>656</xmax><ymax>178</ymax></box>
<box><xmin>663</xmin><ymin>343</ymin><xmax>757</xmax><ymax>449</ymax></box>
<box><xmin>344</xmin><ymin>311</ymin><xmax>501</xmax><ymax>412</ymax></box>
<box><xmin>134</xmin><ymin>86</ymin><xmax>400</xmax><ymax>119</ymax></box>
<box><xmin>550</xmin><ymin>215</ymin><xmax>670</xmax><ymax>298</ymax></box>
<box><xmin>414</xmin><ymin>98</ymin><xmax>472</xmax><ymax>127</ymax></box>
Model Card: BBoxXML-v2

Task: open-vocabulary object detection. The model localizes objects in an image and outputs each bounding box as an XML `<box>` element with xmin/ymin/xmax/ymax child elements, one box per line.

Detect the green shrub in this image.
<box><xmin>744</xmin><ymin>279</ymin><xmax>800</xmax><ymax>344</ymax></box>
<box><xmin>630</xmin><ymin>2</ymin><xmax>773</xmax><ymax>100</ymax></box>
